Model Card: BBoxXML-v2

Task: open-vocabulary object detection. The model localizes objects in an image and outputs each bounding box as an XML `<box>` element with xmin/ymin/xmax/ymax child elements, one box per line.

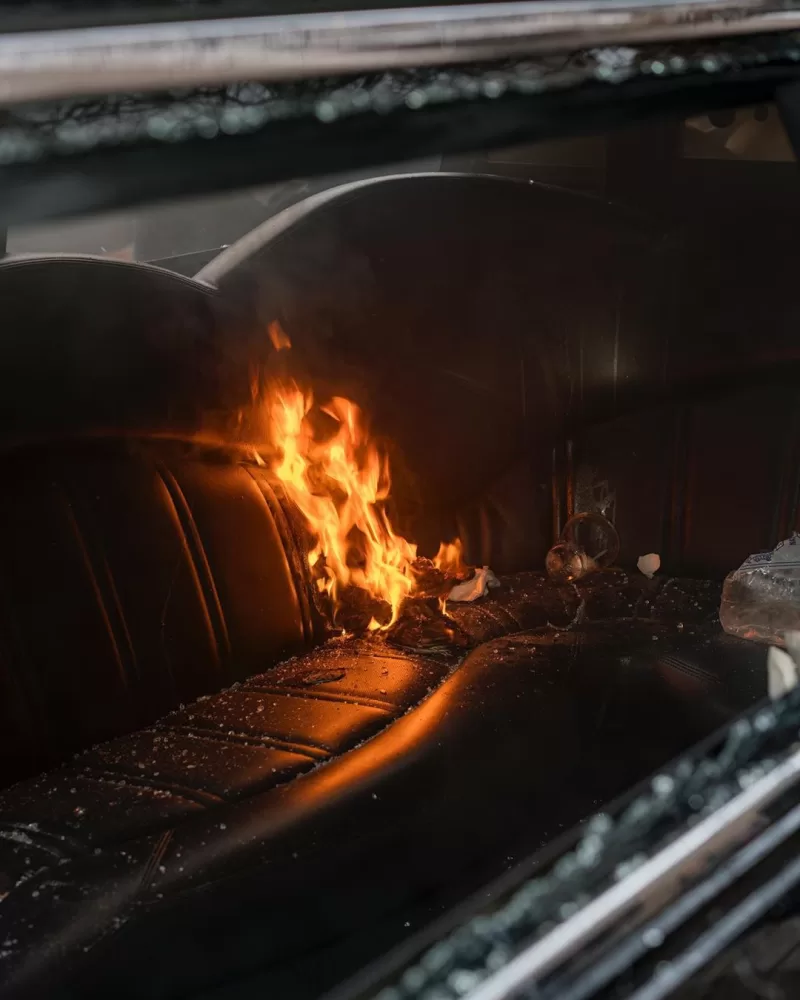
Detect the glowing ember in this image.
<box><xmin>263</xmin><ymin>379</ymin><xmax>464</xmax><ymax>628</ymax></box>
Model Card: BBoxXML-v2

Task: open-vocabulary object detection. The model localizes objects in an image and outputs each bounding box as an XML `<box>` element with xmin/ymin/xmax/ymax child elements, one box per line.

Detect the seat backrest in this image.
<box><xmin>0</xmin><ymin>257</ymin><xmax>317</xmax><ymax>788</ymax></box>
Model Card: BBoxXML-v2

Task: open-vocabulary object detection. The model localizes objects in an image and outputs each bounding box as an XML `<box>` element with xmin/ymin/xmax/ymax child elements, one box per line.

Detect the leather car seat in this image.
<box><xmin>0</xmin><ymin>256</ymin><xmax>318</xmax><ymax>788</ymax></box>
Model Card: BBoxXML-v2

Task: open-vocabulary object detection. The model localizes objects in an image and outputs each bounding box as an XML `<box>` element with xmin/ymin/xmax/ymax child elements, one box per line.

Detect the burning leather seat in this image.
<box><xmin>0</xmin><ymin>177</ymin><xmax>774</xmax><ymax>1000</ymax></box>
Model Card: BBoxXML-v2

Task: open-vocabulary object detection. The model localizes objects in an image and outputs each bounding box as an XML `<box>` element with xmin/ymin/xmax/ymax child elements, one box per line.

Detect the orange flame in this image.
<box><xmin>268</xmin><ymin>320</ymin><xmax>292</xmax><ymax>351</ymax></box>
<box><xmin>266</xmin><ymin>381</ymin><xmax>422</xmax><ymax>625</ymax></box>
<box><xmin>432</xmin><ymin>538</ymin><xmax>468</xmax><ymax>578</ymax></box>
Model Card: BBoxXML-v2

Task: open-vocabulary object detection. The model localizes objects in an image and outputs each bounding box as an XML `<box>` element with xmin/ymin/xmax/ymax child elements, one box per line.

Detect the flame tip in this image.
<box><xmin>268</xmin><ymin>320</ymin><xmax>292</xmax><ymax>352</ymax></box>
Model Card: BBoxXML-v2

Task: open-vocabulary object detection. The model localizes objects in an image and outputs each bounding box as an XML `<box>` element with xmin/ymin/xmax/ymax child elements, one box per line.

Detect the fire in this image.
<box><xmin>259</xmin><ymin>323</ymin><xmax>467</xmax><ymax>628</ymax></box>
<box><xmin>266</xmin><ymin>381</ymin><xmax>422</xmax><ymax>625</ymax></box>
<box><xmin>268</xmin><ymin>320</ymin><xmax>292</xmax><ymax>351</ymax></box>
<box><xmin>433</xmin><ymin>539</ymin><xmax>468</xmax><ymax>579</ymax></box>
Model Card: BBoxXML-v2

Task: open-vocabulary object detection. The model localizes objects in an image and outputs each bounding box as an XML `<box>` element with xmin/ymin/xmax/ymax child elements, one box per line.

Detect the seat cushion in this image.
<box><xmin>0</xmin><ymin>571</ymin><xmax>768</xmax><ymax>1000</ymax></box>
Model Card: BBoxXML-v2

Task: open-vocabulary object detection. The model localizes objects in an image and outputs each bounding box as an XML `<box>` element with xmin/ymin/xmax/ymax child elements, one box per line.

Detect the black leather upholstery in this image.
<box><xmin>0</xmin><ymin>440</ymin><xmax>316</xmax><ymax>789</ymax></box>
<box><xmin>200</xmin><ymin>174</ymin><xmax>800</xmax><ymax>579</ymax></box>
<box><xmin>0</xmin><ymin>570</ymin><xmax>768</xmax><ymax>1000</ymax></box>
<box><xmin>199</xmin><ymin>173</ymin><xmax>659</xmax><ymax>570</ymax></box>
<box><xmin>573</xmin><ymin>384</ymin><xmax>800</xmax><ymax>578</ymax></box>
<box><xmin>0</xmin><ymin>256</ymin><xmax>253</xmax><ymax>449</ymax></box>
<box><xmin>0</xmin><ymin>255</ymin><xmax>324</xmax><ymax>789</ymax></box>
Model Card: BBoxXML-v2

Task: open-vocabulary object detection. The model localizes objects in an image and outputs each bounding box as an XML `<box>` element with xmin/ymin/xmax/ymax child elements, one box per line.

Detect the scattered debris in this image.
<box><xmin>547</xmin><ymin>512</ymin><xmax>620</xmax><ymax>584</ymax></box>
<box><xmin>637</xmin><ymin>553</ymin><xmax>661</xmax><ymax>579</ymax></box>
<box><xmin>447</xmin><ymin>566</ymin><xmax>500</xmax><ymax>602</ymax></box>
<box><xmin>333</xmin><ymin>584</ymin><xmax>391</xmax><ymax>634</ymax></box>
<box><xmin>385</xmin><ymin>601</ymin><xmax>472</xmax><ymax>655</ymax></box>
<box><xmin>721</xmin><ymin>534</ymin><xmax>800</xmax><ymax>645</ymax></box>
<box><xmin>767</xmin><ymin>643</ymin><xmax>798</xmax><ymax>700</ymax></box>
<box><xmin>275</xmin><ymin>667</ymin><xmax>347</xmax><ymax>688</ymax></box>
<box><xmin>409</xmin><ymin>553</ymin><xmax>469</xmax><ymax>599</ymax></box>
<box><xmin>546</xmin><ymin>541</ymin><xmax>597</xmax><ymax>584</ymax></box>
